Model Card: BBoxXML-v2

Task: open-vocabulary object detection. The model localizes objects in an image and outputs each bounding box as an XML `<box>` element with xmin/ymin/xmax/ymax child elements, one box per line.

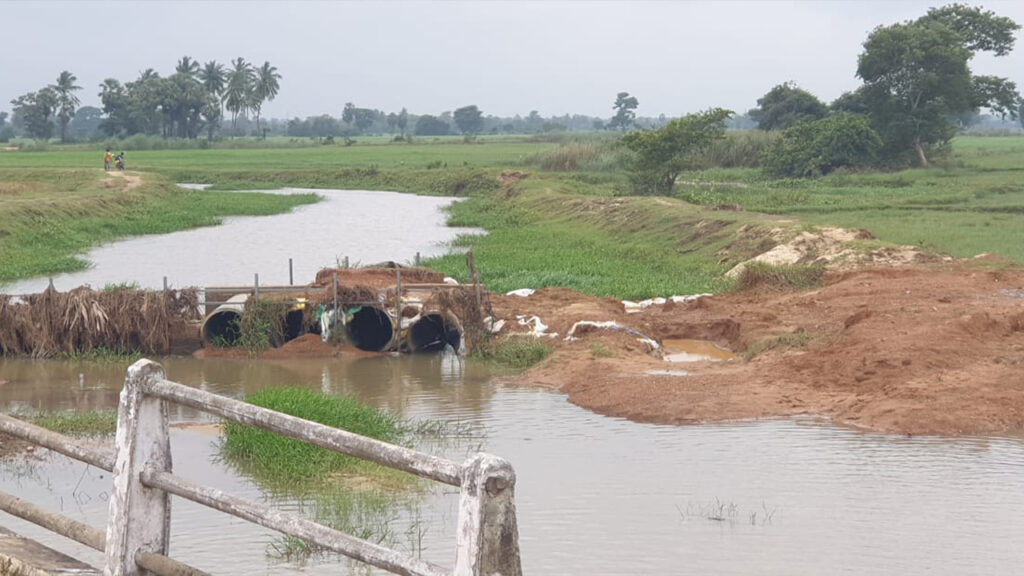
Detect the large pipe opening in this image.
<box><xmin>407</xmin><ymin>312</ymin><xmax>462</xmax><ymax>353</ymax></box>
<box><xmin>201</xmin><ymin>294</ymin><xmax>249</xmax><ymax>346</ymax></box>
<box><xmin>345</xmin><ymin>306</ymin><xmax>395</xmax><ymax>352</ymax></box>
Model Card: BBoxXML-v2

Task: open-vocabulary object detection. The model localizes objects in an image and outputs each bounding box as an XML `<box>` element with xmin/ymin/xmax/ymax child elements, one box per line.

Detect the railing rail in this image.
<box><xmin>0</xmin><ymin>359</ymin><xmax>522</xmax><ymax>576</ymax></box>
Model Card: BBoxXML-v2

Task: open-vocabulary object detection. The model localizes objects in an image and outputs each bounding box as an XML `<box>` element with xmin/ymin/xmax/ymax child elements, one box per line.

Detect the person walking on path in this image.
<box><xmin>104</xmin><ymin>148</ymin><xmax>113</xmax><ymax>171</ymax></box>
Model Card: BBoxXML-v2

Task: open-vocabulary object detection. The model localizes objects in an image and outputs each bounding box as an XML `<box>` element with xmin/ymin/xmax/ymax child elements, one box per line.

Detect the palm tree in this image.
<box><xmin>224</xmin><ymin>57</ymin><xmax>253</xmax><ymax>136</ymax></box>
<box><xmin>251</xmin><ymin>61</ymin><xmax>281</xmax><ymax>138</ymax></box>
<box><xmin>175</xmin><ymin>56</ymin><xmax>200</xmax><ymax>79</ymax></box>
<box><xmin>198</xmin><ymin>61</ymin><xmax>226</xmax><ymax>137</ymax></box>
<box><xmin>50</xmin><ymin>71</ymin><xmax>81</xmax><ymax>143</ymax></box>
<box><xmin>137</xmin><ymin>68</ymin><xmax>160</xmax><ymax>82</ymax></box>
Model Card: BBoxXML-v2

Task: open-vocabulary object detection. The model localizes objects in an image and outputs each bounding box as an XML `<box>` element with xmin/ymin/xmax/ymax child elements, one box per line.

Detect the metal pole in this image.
<box><xmin>343</xmin><ymin>256</ymin><xmax>349</xmax><ymax>269</ymax></box>
<box><xmin>396</xmin><ymin>269</ymin><xmax>403</xmax><ymax>317</ymax></box>
<box><xmin>163</xmin><ymin>276</ymin><xmax>168</xmax><ymax>292</ymax></box>
<box><xmin>415</xmin><ymin>252</ymin><xmax>421</xmax><ymax>267</ymax></box>
<box><xmin>254</xmin><ymin>273</ymin><xmax>260</xmax><ymax>302</ymax></box>
<box><xmin>333</xmin><ymin>270</ymin><xmax>338</xmax><ymax>315</ymax></box>
<box><xmin>289</xmin><ymin>258</ymin><xmax>294</xmax><ymax>286</ymax></box>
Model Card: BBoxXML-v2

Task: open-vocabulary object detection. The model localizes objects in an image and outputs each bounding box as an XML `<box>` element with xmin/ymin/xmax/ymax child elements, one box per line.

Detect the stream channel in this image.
<box><xmin>2</xmin><ymin>188</ymin><xmax>1024</xmax><ymax>575</ymax></box>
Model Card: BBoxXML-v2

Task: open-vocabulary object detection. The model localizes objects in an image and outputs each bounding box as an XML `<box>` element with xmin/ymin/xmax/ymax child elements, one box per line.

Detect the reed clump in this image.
<box><xmin>0</xmin><ymin>286</ymin><xmax>199</xmax><ymax>357</ymax></box>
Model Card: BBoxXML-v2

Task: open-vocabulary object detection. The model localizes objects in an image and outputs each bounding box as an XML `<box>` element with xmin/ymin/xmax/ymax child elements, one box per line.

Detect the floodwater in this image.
<box><xmin>1</xmin><ymin>187</ymin><xmax>481</xmax><ymax>295</ymax></box>
<box><xmin>2</xmin><ymin>356</ymin><xmax>1024</xmax><ymax>576</ymax></box>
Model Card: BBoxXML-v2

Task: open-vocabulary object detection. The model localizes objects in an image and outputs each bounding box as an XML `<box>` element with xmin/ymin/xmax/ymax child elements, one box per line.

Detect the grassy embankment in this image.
<box><xmin>4</xmin><ymin>135</ymin><xmax>1024</xmax><ymax>299</ymax></box>
<box><xmin>0</xmin><ymin>166</ymin><xmax>318</xmax><ymax>285</ymax></box>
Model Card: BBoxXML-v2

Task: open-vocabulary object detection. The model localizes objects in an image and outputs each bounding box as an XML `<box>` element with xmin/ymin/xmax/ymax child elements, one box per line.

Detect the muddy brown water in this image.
<box><xmin>1</xmin><ymin>187</ymin><xmax>481</xmax><ymax>294</ymax></box>
<box><xmin>2</xmin><ymin>356</ymin><xmax>1024</xmax><ymax>576</ymax></box>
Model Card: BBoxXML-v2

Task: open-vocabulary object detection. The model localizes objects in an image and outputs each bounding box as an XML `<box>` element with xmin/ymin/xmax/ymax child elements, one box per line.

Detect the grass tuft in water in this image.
<box><xmin>27</xmin><ymin>410</ymin><xmax>117</xmax><ymax>436</ymax></box>
<box><xmin>221</xmin><ymin>387</ymin><xmax>403</xmax><ymax>486</ymax></box>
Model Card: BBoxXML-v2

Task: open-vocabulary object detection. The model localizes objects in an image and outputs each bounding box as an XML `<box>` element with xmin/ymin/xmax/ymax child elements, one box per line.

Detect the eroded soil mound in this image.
<box><xmin>490</xmin><ymin>262</ymin><xmax>1024</xmax><ymax>436</ymax></box>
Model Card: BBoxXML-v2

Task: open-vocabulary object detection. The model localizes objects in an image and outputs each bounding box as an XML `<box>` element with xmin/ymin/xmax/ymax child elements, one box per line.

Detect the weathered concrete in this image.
<box><xmin>454</xmin><ymin>453</ymin><xmax>522</xmax><ymax>576</ymax></box>
<box><xmin>0</xmin><ymin>526</ymin><xmax>101</xmax><ymax>576</ymax></box>
<box><xmin>105</xmin><ymin>360</ymin><xmax>171</xmax><ymax>576</ymax></box>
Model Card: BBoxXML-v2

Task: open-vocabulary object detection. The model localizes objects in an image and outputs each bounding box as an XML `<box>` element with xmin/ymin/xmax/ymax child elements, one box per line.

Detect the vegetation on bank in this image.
<box><xmin>0</xmin><ymin>168</ymin><xmax>317</xmax><ymax>285</ymax></box>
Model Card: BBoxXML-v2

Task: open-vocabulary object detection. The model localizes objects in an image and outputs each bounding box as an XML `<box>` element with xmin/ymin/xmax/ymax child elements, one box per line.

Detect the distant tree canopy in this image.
<box><xmin>453</xmin><ymin>105</ymin><xmax>484</xmax><ymax>134</ymax></box>
<box><xmin>608</xmin><ymin>92</ymin><xmax>639</xmax><ymax>131</ymax></box>
<box><xmin>856</xmin><ymin>4</ymin><xmax>1021</xmax><ymax>166</ymax></box>
<box><xmin>414</xmin><ymin>114</ymin><xmax>450</xmax><ymax>136</ymax></box>
<box><xmin>749</xmin><ymin>82</ymin><xmax>827</xmax><ymax>131</ymax></box>
<box><xmin>10</xmin><ymin>86</ymin><xmax>57</xmax><ymax>140</ymax></box>
<box><xmin>621</xmin><ymin>108</ymin><xmax>732</xmax><ymax>195</ymax></box>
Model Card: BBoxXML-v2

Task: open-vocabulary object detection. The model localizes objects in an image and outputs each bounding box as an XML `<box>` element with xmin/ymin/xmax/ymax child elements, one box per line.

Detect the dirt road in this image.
<box><xmin>489</xmin><ymin>260</ymin><xmax>1024</xmax><ymax>436</ymax></box>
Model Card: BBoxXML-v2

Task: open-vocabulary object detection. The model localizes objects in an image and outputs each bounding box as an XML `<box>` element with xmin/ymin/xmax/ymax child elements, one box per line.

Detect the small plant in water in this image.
<box><xmin>472</xmin><ymin>337</ymin><xmax>550</xmax><ymax>369</ymax></box>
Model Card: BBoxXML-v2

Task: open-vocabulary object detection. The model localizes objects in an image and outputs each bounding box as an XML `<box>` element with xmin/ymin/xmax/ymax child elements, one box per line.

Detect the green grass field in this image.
<box><xmin>2</xmin><ymin>135</ymin><xmax>1024</xmax><ymax>297</ymax></box>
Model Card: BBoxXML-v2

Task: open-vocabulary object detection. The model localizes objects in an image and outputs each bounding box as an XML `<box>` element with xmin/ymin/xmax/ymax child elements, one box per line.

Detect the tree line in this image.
<box><xmin>6</xmin><ymin>56</ymin><xmax>281</xmax><ymax>142</ymax></box>
<box><xmin>621</xmin><ymin>4</ymin><xmax>1022</xmax><ymax>193</ymax></box>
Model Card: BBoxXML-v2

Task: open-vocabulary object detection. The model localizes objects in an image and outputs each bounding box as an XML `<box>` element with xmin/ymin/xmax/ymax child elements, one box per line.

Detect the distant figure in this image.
<box><xmin>104</xmin><ymin>148</ymin><xmax>112</xmax><ymax>171</ymax></box>
<box><xmin>115</xmin><ymin>151</ymin><xmax>125</xmax><ymax>171</ymax></box>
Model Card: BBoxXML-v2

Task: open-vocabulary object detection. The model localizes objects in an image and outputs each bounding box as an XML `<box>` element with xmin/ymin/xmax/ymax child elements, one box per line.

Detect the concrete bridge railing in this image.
<box><xmin>0</xmin><ymin>359</ymin><xmax>522</xmax><ymax>576</ymax></box>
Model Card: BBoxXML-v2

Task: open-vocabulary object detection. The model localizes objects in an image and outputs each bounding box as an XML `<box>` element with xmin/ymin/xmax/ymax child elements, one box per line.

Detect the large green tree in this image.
<box><xmin>749</xmin><ymin>82</ymin><xmax>827</xmax><ymax>131</ymax></box>
<box><xmin>857</xmin><ymin>4</ymin><xmax>1021</xmax><ymax>166</ymax></box>
<box><xmin>10</xmin><ymin>87</ymin><xmax>57</xmax><ymax>140</ymax></box>
<box><xmin>608</xmin><ymin>91</ymin><xmax>638</xmax><ymax>131</ymax></box>
<box><xmin>453</xmin><ymin>104</ymin><xmax>484</xmax><ymax>134</ymax></box>
<box><xmin>51</xmin><ymin>71</ymin><xmax>81</xmax><ymax>143</ymax></box>
<box><xmin>621</xmin><ymin>108</ymin><xmax>732</xmax><ymax>195</ymax></box>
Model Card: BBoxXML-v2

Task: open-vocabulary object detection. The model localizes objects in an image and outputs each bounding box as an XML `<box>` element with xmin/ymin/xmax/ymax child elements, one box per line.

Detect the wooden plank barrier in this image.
<box><xmin>0</xmin><ymin>359</ymin><xmax>522</xmax><ymax>576</ymax></box>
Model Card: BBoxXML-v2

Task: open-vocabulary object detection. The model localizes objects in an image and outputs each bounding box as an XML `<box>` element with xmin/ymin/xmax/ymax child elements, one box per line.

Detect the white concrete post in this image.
<box><xmin>454</xmin><ymin>453</ymin><xmax>522</xmax><ymax>576</ymax></box>
<box><xmin>105</xmin><ymin>359</ymin><xmax>172</xmax><ymax>576</ymax></box>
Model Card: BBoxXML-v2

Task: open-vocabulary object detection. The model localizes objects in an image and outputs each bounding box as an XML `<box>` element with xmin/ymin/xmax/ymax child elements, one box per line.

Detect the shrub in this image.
<box><xmin>762</xmin><ymin>113</ymin><xmax>882</xmax><ymax>178</ymax></box>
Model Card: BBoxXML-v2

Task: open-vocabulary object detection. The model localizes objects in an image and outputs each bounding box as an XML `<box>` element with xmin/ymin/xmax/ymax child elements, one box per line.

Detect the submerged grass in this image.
<box><xmin>27</xmin><ymin>410</ymin><xmax>117</xmax><ymax>436</ymax></box>
<box><xmin>220</xmin><ymin>387</ymin><xmax>403</xmax><ymax>488</ymax></box>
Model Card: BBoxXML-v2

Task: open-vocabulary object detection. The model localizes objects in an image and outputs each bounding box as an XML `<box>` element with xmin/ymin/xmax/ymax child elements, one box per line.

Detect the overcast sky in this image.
<box><xmin>5</xmin><ymin>1</ymin><xmax>1024</xmax><ymax>120</ymax></box>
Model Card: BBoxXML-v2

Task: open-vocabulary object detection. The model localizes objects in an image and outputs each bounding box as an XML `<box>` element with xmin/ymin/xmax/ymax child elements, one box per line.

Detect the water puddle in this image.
<box><xmin>661</xmin><ymin>338</ymin><xmax>738</xmax><ymax>363</ymax></box>
<box><xmin>2</xmin><ymin>187</ymin><xmax>482</xmax><ymax>294</ymax></box>
<box><xmin>2</xmin><ymin>356</ymin><xmax>1024</xmax><ymax>575</ymax></box>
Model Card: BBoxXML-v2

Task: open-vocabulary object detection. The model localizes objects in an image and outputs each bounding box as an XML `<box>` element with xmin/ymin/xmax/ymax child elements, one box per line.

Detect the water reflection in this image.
<box><xmin>2</xmin><ymin>356</ymin><xmax>1024</xmax><ymax>575</ymax></box>
<box><xmin>2</xmin><ymin>188</ymin><xmax>482</xmax><ymax>295</ymax></box>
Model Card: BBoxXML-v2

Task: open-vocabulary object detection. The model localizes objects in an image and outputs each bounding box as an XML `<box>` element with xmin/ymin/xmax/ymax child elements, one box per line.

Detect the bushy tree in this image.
<box><xmin>10</xmin><ymin>87</ymin><xmax>56</xmax><ymax>140</ymax></box>
<box><xmin>762</xmin><ymin>113</ymin><xmax>882</xmax><ymax>178</ymax></box>
<box><xmin>0</xmin><ymin>111</ymin><xmax>13</xmax><ymax>142</ymax></box>
<box><xmin>453</xmin><ymin>104</ymin><xmax>484</xmax><ymax>134</ymax></box>
<box><xmin>608</xmin><ymin>92</ymin><xmax>639</xmax><ymax>131</ymax></box>
<box><xmin>620</xmin><ymin>108</ymin><xmax>732</xmax><ymax>195</ymax></box>
<box><xmin>414</xmin><ymin>114</ymin><xmax>450</xmax><ymax>136</ymax></box>
<box><xmin>749</xmin><ymin>82</ymin><xmax>827</xmax><ymax>130</ymax></box>
<box><xmin>857</xmin><ymin>4</ymin><xmax>1021</xmax><ymax>166</ymax></box>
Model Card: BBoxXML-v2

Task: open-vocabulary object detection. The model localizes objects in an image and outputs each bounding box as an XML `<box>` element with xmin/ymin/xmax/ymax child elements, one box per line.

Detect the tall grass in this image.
<box><xmin>697</xmin><ymin>131</ymin><xmax>777</xmax><ymax>169</ymax></box>
<box><xmin>523</xmin><ymin>140</ymin><xmax>623</xmax><ymax>172</ymax></box>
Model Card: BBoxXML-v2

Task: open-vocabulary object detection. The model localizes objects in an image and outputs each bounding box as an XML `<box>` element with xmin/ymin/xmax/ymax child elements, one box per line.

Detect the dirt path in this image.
<box><xmin>104</xmin><ymin>171</ymin><xmax>142</xmax><ymax>190</ymax></box>
<box><xmin>488</xmin><ymin>261</ymin><xmax>1024</xmax><ymax>436</ymax></box>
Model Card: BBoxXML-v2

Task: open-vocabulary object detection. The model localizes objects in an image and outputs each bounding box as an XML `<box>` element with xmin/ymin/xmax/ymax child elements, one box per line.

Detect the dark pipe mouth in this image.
<box><xmin>345</xmin><ymin>307</ymin><xmax>394</xmax><ymax>352</ymax></box>
<box><xmin>284</xmin><ymin>309</ymin><xmax>304</xmax><ymax>342</ymax></box>
<box><xmin>204</xmin><ymin>310</ymin><xmax>242</xmax><ymax>345</ymax></box>
<box><xmin>408</xmin><ymin>312</ymin><xmax>462</xmax><ymax>353</ymax></box>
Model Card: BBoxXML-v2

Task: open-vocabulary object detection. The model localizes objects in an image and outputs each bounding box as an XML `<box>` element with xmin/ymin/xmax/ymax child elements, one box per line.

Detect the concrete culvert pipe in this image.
<box><xmin>344</xmin><ymin>306</ymin><xmax>395</xmax><ymax>352</ymax></box>
<box><xmin>407</xmin><ymin>311</ymin><xmax>463</xmax><ymax>353</ymax></box>
<box><xmin>202</xmin><ymin>294</ymin><xmax>249</xmax><ymax>345</ymax></box>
